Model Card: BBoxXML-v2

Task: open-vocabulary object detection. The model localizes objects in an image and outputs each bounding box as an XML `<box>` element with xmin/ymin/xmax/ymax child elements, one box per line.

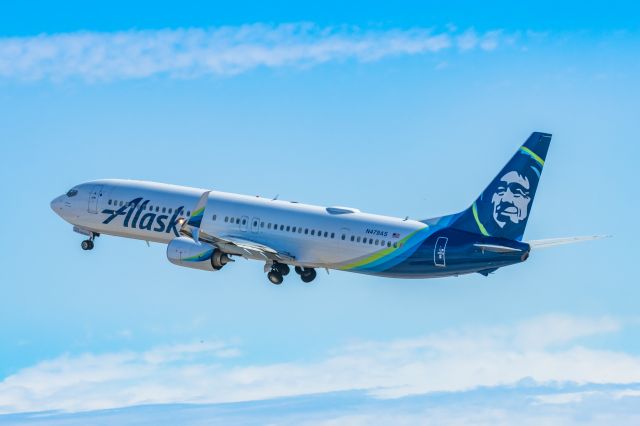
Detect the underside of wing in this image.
<box><xmin>203</xmin><ymin>234</ymin><xmax>295</xmax><ymax>262</ymax></box>
<box><xmin>528</xmin><ymin>235</ymin><xmax>610</xmax><ymax>249</ymax></box>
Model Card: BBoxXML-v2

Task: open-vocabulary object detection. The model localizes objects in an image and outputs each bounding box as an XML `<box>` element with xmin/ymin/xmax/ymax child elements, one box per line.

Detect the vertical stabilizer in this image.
<box><xmin>450</xmin><ymin>132</ymin><xmax>552</xmax><ymax>241</ymax></box>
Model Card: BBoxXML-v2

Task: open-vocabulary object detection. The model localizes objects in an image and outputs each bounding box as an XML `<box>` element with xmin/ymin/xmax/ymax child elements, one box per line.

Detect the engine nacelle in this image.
<box><xmin>167</xmin><ymin>237</ymin><xmax>218</xmax><ymax>271</ymax></box>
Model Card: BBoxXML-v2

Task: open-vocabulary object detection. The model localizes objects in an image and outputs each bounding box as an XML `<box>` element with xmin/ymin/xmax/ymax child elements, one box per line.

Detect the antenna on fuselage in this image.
<box><xmin>272</xmin><ymin>194</ymin><xmax>279</xmax><ymax>201</ymax></box>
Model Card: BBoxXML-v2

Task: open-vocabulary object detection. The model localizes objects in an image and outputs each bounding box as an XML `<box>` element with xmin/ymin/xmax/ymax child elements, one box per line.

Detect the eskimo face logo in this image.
<box><xmin>491</xmin><ymin>171</ymin><xmax>532</xmax><ymax>228</ymax></box>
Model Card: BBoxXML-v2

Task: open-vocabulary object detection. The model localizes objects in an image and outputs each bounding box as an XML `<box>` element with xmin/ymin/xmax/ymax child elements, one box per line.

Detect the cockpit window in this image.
<box><xmin>66</xmin><ymin>189</ymin><xmax>78</xmax><ymax>197</ymax></box>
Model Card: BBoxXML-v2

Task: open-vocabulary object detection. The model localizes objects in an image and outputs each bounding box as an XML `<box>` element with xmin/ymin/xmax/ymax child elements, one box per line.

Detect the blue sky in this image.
<box><xmin>1</xmin><ymin>1</ymin><xmax>639</xmax><ymax>423</ymax></box>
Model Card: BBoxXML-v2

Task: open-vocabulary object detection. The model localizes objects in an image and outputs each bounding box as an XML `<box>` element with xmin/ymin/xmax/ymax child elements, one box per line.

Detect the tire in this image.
<box><xmin>81</xmin><ymin>240</ymin><xmax>92</xmax><ymax>250</ymax></box>
<box><xmin>294</xmin><ymin>266</ymin><xmax>303</xmax><ymax>275</ymax></box>
<box><xmin>301</xmin><ymin>268</ymin><xmax>316</xmax><ymax>283</ymax></box>
<box><xmin>268</xmin><ymin>270</ymin><xmax>283</xmax><ymax>285</ymax></box>
<box><xmin>279</xmin><ymin>264</ymin><xmax>290</xmax><ymax>276</ymax></box>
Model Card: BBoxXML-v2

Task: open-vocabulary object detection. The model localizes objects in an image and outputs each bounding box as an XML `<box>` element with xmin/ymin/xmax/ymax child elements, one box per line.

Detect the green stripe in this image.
<box><xmin>520</xmin><ymin>146</ymin><xmax>545</xmax><ymax>166</ymax></box>
<box><xmin>340</xmin><ymin>227</ymin><xmax>426</xmax><ymax>270</ymax></box>
<box><xmin>472</xmin><ymin>202</ymin><xmax>490</xmax><ymax>236</ymax></box>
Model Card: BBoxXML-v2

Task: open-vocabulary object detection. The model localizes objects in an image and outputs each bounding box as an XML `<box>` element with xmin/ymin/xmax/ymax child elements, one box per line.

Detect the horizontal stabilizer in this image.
<box><xmin>528</xmin><ymin>235</ymin><xmax>610</xmax><ymax>249</ymax></box>
<box><xmin>473</xmin><ymin>243</ymin><xmax>525</xmax><ymax>253</ymax></box>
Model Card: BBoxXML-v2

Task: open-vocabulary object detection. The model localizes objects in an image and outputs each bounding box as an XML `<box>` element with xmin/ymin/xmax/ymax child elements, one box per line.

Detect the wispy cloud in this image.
<box><xmin>0</xmin><ymin>24</ymin><xmax>512</xmax><ymax>81</ymax></box>
<box><xmin>0</xmin><ymin>314</ymin><xmax>637</xmax><ymax>415</ymax></box>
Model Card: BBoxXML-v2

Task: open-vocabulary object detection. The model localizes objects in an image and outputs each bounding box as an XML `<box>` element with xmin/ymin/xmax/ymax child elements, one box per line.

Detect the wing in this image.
<box><xmin>527</xmin><ymin>235</ymin><xmax>611</xmax><ymax>249</ymax></box>
<box><xmin>206</xmin><ymin>234</ymin><xmax>296</xmax><ymax>263</ymax></box>
<box><xmin>180</xmin><ymin>191</ymin><xmax>295</xmax><ymax>263</ymax></box>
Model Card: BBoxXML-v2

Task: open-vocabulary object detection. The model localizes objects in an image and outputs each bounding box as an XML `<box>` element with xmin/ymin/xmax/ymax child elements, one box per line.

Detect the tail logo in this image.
<box><xmin>491</xmin><ymin>170</ymin><xmax>532</xmax><ymax>228</ymax></box>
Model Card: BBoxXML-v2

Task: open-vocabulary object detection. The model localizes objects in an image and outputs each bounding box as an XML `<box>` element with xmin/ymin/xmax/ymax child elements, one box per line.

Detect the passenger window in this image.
<box><xmin>369</xmin><ymin>239</ymin><xmax>374</xmax><ymax>244</ymax></box>
<box><xmin>311</xmin><ymin>230</ymin><xmax>315</xmax><ymax>236</ymax></box>
<box><xmin>253</xmin><ymin>220</ymin><xmax>257</xmax><ymax>227</ymax></box>
<box><xmin>213</xmin><ymin>215</ymin><xmax>217</xmax><ymax>221</ymax></box>
<box><xmin>341</xmin><ymin>234</ymin><xmax>346</xmax><ymax>240</ymax></box>
<box><xmin>187</xmin><ymin>211</ymin><xmax>191</xmax><ymax>216</ymax></box>
<box><xmin>298</xmin><ymin>228</ymin><xmax>303</xmax><ymax>233</ymax></box>
<box><xmin>331</xmin><ymin>233</ymin><xmax>335</xmax><ymax>239</ymax></box>
<box><xmin>155</xmin><ymin>206</ymin><xmax>159</xmax><ymax>212</ymax></box>
<box><xmin>357</xmin><ymin>236</ymin><xmax>361</xmax><ymax>242</ymax></box>
<box><xmin>393</xmin><ymin>242</ymin><xmax>398</xmax><ymax>248</ymax></box>
<box><xmin>108</xmin><ymin>200</ymin><xmax>112</xmax><ymax>205</ymax></box>
<box><xmin>224</xmin><ymin>216</ymin><xmax>229</xmax><ymax>223</ymax></box>
<box><xmin>292</xmin><ymin>226</ymin><xmax>296</xmax><ymax>232</ymax></box>
<box><xmin>387</xmin><ymin>242</ymin><xmax>391</xmax><ymax>247</ymax></box>
<box><xmin>350</xmin><ymin>235</ymin><xmax>355</xmax><ymax>242</ymax></box>
<box><xmin>375</xmin><ymin>240</ymin><xmax>379</xmax><ymax>245</ymax></box>
<box><xmin>261</xmin><ymin>222</ymin><xmax>265</xmax><ymax>227</ymax></box>
<box><xmin>280</xmin><ymin>225</ymin><xmax>284</xmax><ymax>231</ymax></box>
<box><xmin>304</xmin><ymin>228</ymin><xmax>309</xmax><ymax>234</ymax></box>
<box><xmin>268</xmin><ymin>223</ymin><xmax>272</xmax><ymax>229</ymax></box>
<box><xmin>242</xmin><ymin>219</ymin><xmax>247</xmax><ymax>225</ymax></box>
<box><xmin>286</xmin><ymin>226</ymin><xmax>290</xmax><ymax>232</ymax></box>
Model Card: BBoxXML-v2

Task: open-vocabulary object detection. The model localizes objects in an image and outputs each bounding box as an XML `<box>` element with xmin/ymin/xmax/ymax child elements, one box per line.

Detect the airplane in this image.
<box><xmin>50</xmin><ymin>132</ymin><xmax>605</xmax><ymax>285</ymax></box>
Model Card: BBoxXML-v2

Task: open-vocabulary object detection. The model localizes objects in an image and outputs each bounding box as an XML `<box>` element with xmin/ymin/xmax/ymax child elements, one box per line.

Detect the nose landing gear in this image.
<box><xmin>79</xmin><ymin>231</ymin><xmax>98</xmax><ymax>251</ymax></box>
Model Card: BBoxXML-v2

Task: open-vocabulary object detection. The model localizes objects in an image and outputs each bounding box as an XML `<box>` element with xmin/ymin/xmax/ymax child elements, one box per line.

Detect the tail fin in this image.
<box><xmin>450</xmin><ymin>132</ymin><xmax>552</xmax><ymax>241</ymax></box>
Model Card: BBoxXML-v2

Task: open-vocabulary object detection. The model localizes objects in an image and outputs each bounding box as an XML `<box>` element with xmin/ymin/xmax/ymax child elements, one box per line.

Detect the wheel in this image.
<box><xmin>267</xmin><ymin>270</ymin><xmax>283</xmax><ymax>285</ymax></box>
<box><xmin>301</xmin><ymin>268</ymin><xmax>316</xmax><ymax>283</ymax></box>
<box><xmin>81</xmin><ymin>240</ymin><xmax>93</xmax><ymax>250</ymax></box>
<box><xmin>294</xmin><ymin>266</ymin><xmax>303</xmax><ymax>275</ymax></box>
<box><xmin>278</xmin><ymin>264</ymin><xmax>290</xmax><ymax>276</ymax></box>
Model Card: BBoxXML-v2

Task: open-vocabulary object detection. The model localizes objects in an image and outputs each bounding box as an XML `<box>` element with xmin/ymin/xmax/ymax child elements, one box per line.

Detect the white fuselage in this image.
<box><xmin>51</xmin><ymin>179</ymin><xmax>427</xmax><ymax>269</ymax></box>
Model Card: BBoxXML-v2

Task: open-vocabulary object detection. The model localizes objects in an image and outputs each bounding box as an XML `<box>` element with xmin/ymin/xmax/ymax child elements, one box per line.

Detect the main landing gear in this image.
<box><xmin>295</xmin><ymin>266</ymin><xmax>317</xmax><ymax>283</ymax></box>
<box><xmin>266</xmin><ymin>262</ymin><xmax>317</xmax><ymax>285</ymax></box>
<box><xmin>267</xmin><ymin>262</ymin><xmax>290</xmax><ymax>285</ymax></box>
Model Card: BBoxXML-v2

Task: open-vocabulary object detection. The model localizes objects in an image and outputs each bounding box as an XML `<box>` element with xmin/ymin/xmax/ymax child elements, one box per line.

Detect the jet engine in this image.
<box><xmin>167</xmin><ymin>237</ymin><xmax>230</xmax><ymax>271</ymax></box>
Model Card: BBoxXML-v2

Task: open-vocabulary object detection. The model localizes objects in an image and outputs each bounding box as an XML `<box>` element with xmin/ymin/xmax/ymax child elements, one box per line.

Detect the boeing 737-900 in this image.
<box><xmin>50</xmin><ymin>132</ymin><xmax>604</xmax><ymax>284</ymax></box>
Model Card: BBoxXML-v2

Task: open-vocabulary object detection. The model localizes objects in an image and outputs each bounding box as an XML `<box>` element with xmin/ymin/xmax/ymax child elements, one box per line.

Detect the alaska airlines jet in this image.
<box><xmin>50</xmin><ymin>132</ymin><xmax>604</xmax><ymax>284</ymax></box>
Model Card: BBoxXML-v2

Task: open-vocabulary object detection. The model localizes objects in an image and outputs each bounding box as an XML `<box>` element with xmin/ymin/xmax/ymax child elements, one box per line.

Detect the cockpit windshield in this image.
<box><xmin>66</xmin><ymin>189</ymin><xmax>78</xmax><ymax>197</ymax></box>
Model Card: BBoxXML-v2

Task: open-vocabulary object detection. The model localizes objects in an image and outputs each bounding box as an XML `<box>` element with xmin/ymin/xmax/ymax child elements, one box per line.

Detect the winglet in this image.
<box><xmin>188</xmin><ymin>191</ymin><xmax>210</xmax><ymax>228</ymax></box>
<box><xmin>181</xmin><ymin>191</ymin><xmax>210</xmax><ymax>241</ymax></box>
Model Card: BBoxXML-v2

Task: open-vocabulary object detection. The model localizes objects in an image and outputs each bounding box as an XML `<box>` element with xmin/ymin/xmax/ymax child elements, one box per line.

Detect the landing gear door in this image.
<box><xmin>434</xmin><ymin>237</ymin><xmax>448</xmax><ymax>267</ymax></box>
<box><xmin>88</xmin><ymin>185</ymin><xmax>103</xmax><ymax>214</ymax></box>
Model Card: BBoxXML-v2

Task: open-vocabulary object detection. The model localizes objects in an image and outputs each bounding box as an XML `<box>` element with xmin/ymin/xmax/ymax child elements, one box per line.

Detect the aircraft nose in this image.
<box><xmin>50</xmin><ymin>195</ymin><xmax>64</xmax><ymax>214</ymax></box>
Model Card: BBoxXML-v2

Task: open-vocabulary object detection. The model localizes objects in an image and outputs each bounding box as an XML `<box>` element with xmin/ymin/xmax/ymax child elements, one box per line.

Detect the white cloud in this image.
<box><xmin>0</xmin><ymin>24</ymin><xmax>510</xmax><ymax>81</ymax></box>
<box><xmin>0</xmin><ymin>314</ymin><xmax>637</xmax><ymax>415</ymax></box>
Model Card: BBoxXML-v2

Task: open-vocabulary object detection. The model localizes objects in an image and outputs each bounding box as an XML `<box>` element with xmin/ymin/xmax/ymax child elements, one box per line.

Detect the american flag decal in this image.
<box><xmin>392</xmin><ymin>232</ymin><xmax>400</xmax><ymax>239</ymax></box>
